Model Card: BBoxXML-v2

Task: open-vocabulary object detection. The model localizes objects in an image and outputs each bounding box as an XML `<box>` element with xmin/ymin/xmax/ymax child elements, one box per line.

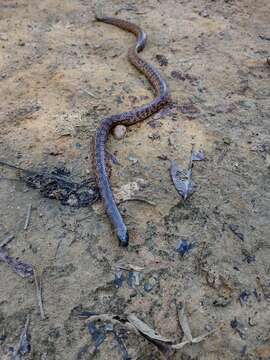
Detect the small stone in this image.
<box><xmin>112</xmin><ymin>125</ymin><xmax>127</xmax><ymax>140</ymax></box>
<box><xmin>128</xmin><ymin>155</ymin><xmax>139</xmax><ymax>164</ymax></box>
<box><xmin>223</xmin><ymin>137</ymin><xmax>232</xmax><ymax>145</ymax></box>
<box><xmin>199</xmin><ymin>9</ymin><xmax>209</xmax><ymax>17</ymax></box>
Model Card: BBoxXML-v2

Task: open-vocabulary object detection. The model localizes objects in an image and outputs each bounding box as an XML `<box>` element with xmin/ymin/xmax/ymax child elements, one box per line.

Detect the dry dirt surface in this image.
<box><xmin>0</xmin><ymin>0</ymin><xmax>270</xmax><ymax>359</ymax></box>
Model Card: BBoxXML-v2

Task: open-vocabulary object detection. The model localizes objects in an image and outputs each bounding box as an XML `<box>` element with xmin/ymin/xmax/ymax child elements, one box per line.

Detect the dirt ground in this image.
<box><xmin>0</xmin><ymin>0</ymin><xmax>270</xmax><ymax>359</ymax></box>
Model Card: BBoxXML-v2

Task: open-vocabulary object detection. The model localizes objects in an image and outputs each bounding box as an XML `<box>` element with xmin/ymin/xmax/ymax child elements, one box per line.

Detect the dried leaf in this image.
<box><xmin>116</xmin><ymin>263</ymin><xmax>144</xmax><ymax>272</ymax></box>
<box><xmin>114</xmin><ymin>269</ymin><xmax>125</xmax><ymax>288</ymax></box>
<box><xmin>173</xmin><ymin>302</ymin><xmax>216</xmax><ymax>350</ymax></box>
<box><xmin>113</xmin><ymin>331</ymin><xmax>130</xmax><ymax>360</ymax></box>
<box><xmin>178</xmin><ymin>303</ymin><xmax>193</xmax><ymax>342</ymax></box>
<box><xmin>12</xmin><ymin>316</ymin><xmax>31</xmax><ymax>359</ymax></box>
<box><xmin>191</xmin><ymin>149</ymin><xmax>205</xmax><ymax>161</ymax></box>
<box><xmin>0</xmin><ymin>249</ymin><xmax>33</xmax><ymax>278</ymax></box>
<box><xmin>190</xmin><ymin>329</ymin><xmax>216</xmax><ymax>344</ymax></box>
<box><xmin>127</xmin><ymin>314</ymin><xmax>173</xmax><ymax>343</ymax></box>
<box><xmin>229</xmin><ymin>224</ymin><xmax>244</xmax><ymax>241</ymax></box>
<box><xmin>176</xmin><ymin>239</ymin><xmax>194</xmax><ymax>256</ymax></box>
<box><xmin>170</xmin><ymin>161</ymin><xmax>196</xmax><ymax>200</ymax></box>
<box><xmin>87</xmin><ymin>321</ymin><xmax>106</xmax><ymax>352</ymax></box>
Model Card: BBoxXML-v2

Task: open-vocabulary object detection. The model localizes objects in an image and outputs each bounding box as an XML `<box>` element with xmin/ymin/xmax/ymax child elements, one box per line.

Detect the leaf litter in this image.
<box><xmin>171</xmin><ymin>145</ymin><xmax>205</xmax><ymax>200</ymax></box>
<box><xmin>0</xmin><ymin>248</ymin><xmax>33</xmax><ymax>278</ymax></box>
<box><xmin>176</xmin><ymin>239</ymin><xmax>195</xmax><ymax>257</ymax></box>
<box><xmin>11</xmin><ymin>316</ymin><xmax>31</xmax><ymax>360</ymax></box>
<box><xmin>80</xmin><ymin>307</ymin><xmax>216</xmax><ymax>357</ymax></box>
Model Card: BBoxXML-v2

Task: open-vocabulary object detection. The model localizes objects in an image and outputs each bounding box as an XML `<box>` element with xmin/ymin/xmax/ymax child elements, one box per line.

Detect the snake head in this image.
<box><xmin>117</xmin><ymin>229</ymin><xmax>129</xmax><ymax>247</ymax></box>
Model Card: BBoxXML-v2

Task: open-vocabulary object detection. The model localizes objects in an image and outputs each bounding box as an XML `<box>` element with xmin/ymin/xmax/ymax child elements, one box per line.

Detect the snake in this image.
<box><xmin>94</xmin><ymin>15</ymin><xmax>170</xmax><ymax>247</ymax></box>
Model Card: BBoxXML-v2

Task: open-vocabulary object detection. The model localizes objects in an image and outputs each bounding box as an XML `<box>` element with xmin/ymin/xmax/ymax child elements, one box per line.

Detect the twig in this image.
<box><xmin>0</xmin><ymin>248</ymin><xmax>33</xmax><ymax>278</ymax></box>
<box><xmin>172</xmin><ymin>301</ymin><xmax>217</xmax><ymax>350</ymax></box>
<box><xmin>54</xmin><ymin>239</ymin><xmax>62</xmax><ymax>258</ymax></box>
<box><xmin>34</xmin><ymin>269</ymin><xmax>46</xmax><ymax>320</ymax></box>
<box><xmin>0</xmin><ymin>159</ymin><xmax>82</xmax><ymax>188</ymax></box>
<box><xmin>118</xmin><ymin>197</ymin><xmax>156</xmax><ymax>206</ymax></box>
<box><xmin>12</xmin><ymin>315</ymin><xmax>31</xmax><ymax>359</ymax></box>
<box><xmin>0</xmin><ymin>234</ymin><xmax>15</xmax><ymax>248</ymax></box>
<box><xmin>82</xmin><ymin>89</ymin><xmax>99</xmax><ymax>99</ymax></box>
<box><xmin>24</xmin><ymin>204</ymin><xmax>32</xmax><ymax>230</ymax></box>
<box><xmin>177</xmin><ymin>302</ymin><xmax>193</xmax><ymax>342</ymax></box>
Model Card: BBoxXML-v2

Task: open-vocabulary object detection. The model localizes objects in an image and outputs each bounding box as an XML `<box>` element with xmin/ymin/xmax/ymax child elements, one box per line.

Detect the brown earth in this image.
<box><xmin>0</xmin><ymin>0</ymin><xmax>269</xmax><ymax>359</ymax></box>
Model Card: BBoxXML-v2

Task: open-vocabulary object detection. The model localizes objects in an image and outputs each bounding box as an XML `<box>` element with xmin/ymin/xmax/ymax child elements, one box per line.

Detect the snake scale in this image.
<box><xmin>94</xmin><ymin>15</ymin><xmax>170</xmax><ymax>246</ymax></box>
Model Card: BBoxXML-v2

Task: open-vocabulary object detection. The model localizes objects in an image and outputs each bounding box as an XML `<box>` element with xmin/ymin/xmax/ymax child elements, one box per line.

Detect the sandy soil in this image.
<box><xmin>0</xmin><ymin>0</ymin><xmax>269</xmax><ymax>359</ymax></box>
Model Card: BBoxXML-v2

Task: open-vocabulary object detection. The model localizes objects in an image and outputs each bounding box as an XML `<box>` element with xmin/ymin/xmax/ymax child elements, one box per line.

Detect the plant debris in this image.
<box><xmin>171</xmin><ymin>145</ymin><xmax>205</xmax><ymax>200</ymax></box>
<box><xmin>239</xmin><ymin>290</ymin><xmax>250</xmax><ymax>305</ymax></box>
<box><xmin>229</xmin><ymin>224</ymin><xmax>244</xmax><ymax>241</ymax></box>
<box><xmin>173</xmin><ymin>302</ymin><xmax>216</xmax><ymax>349</ymax></box>
<box><xmin>230</xmin><ymin>317</ymin><xmax>245</xmax><ymax>339</ymax></box>
<box><xmin>127</xmin><ymin>314</ymin><xmax>172</xmax><ymax>343</ymax></box>
<box><xmin>85</xmin><ymin>314</ymin><xmax>132</xmax><ymax>359</ymax></box>
<box><xmin>114</xmin><ymin>269</ymin><xmax>125</xmax><ymax>288</ymax></box>
<box><xmin>127</xmin><ymin>270</ymin><xmax>141</xmax><ymax>288</ymax></box>
<box><xmin>112</xmin><ymin>329</ymin><xmax>130</xmax><ymax>360</ymax></box>
<box><xmin>0</xmin><ymin>234</ymin><xmax>15</xmax><ymax>248</ymax></box>
<box><xmin>170</xmin><ymin>160</ymin><xmax>196</xmax><ymax>200</ymax></box>
<box><xmin>34</xmin><ymin>269</ymin><xmax>46</xmax><ymax>320</ymax></box>
<box><xmin>0</xmin><ymin>247</ymin><xmax>33</xmax><ymax>278</ymax></box>
<box><xmin>0</xmin><ymin>160</ymin><xmax>99</xmax><ymax>208</ymax></box>
<box><xmin>23</xmin><ymin>204</ymin><xmax>32</xmax><ymax>231</ymax></box>
<box><xmin>87</xmin><ymin>321</ymin><xmax>106</xmax><ymax>354</ymax></box>
<box><xmin>11</xmin><ymin>316</ymin><xmax>31</xmax><ymax>359</ymax></box>
<box><xmin>176</xmin><ymin>239</ymin><xmax>194</xmax><ymax>256</ymax></box>
<box><xmin>191</xmin><ymin>148</ymin><xmax>205</xmax><ymax>161</ymax></box>
<box><xmin>80</xmin><ymin>310</ymin><xmax>216</xmax><ymax>358</ymax></box>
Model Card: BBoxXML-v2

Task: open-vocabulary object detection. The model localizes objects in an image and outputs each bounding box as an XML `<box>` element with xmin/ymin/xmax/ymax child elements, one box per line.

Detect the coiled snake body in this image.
<box><xmin>94</xmin><ymin>16</ymin><xmax>170</xmax><ymax>246</ymax></box>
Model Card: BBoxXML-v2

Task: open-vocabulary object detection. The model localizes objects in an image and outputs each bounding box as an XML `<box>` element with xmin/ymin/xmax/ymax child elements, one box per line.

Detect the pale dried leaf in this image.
<box><xmin>178</xmin><ymin>303</ymin><xmax>193</xmax><ymax>342</ymax></box>
<box><xmin>170</xmin><ymin>161</ymin><xmax>196</xmax><ymax>200</ymax></box>
<box><xmin>191</xmin><ymin>329</ymin><xmax>216</xmax><ymax>343</ymax></box>
<box><xmin>171</xmin><ymin>339</ymin><xmax>190</xmax><ymax>350</ymax></box>
<box><xmin>116</xmin><ymin>263</ymin><xmax>144</xmax><ymax>272</ymax></box>
<box><xmin>127</xmin><ymin>314</ymin><xmax>173</xmax><ymax>343</ymax></box>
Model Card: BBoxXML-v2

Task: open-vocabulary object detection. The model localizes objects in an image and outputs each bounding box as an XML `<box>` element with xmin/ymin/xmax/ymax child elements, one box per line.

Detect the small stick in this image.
<box><xmin>118</xmin><ymin>197</ymin><xmax>156</xmax><ymax>206</ymax></box>
<box><xmin>24</xmin><ymin>204</ymin><xmax>32</xmax><ymax>230</ymax></box>
<box><xmin>34</xmin><ymin>269</ymin><xmax>46</xmax><ymax>320</ymax></box>
<box><xmin>82</xmin><ymin>89</ymin><xmax>99</xmax><ymax>99</ymax></box>
<box><xmin>0</xmin><ymin>234</ymin><xmax>14</xmax><ymax>248</ymax></box>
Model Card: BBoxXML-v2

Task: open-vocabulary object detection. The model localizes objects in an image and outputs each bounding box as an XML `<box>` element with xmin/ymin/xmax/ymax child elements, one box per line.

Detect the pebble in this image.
<box><xmin>112</xmin><ymin>125</ymin><xmax>127</xmax><ymax>139</ymax></box>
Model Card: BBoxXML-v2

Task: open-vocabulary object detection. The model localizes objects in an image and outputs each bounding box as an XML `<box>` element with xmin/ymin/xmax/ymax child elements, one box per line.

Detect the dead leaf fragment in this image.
<box><xmin>127</xmin><ymin>314</ymin><xmax>173</xmax><ymax>343</ymax></box>
<box><xmin>170</xmin><ymin>160</ymin><xmax>196</xmax><ymax>200</ymax></box>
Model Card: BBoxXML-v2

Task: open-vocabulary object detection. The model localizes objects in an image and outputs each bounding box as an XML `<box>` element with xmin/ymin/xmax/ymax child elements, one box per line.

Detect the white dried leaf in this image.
<box><xmin>127</xmin><ymin>314</ymin><xmax>173</xmax><ymax>343</ymax></box>
<box><xmin>170</xmin><ymin>161</ymin><xmax>196</xmax><ymax>200</ymax></box>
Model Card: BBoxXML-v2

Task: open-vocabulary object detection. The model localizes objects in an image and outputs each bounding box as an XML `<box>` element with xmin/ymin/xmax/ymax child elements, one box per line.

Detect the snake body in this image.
<box><xmin>94</xmin><ymin>16</ymin><xmax>170</xmax><ymax>246</ymax></box>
